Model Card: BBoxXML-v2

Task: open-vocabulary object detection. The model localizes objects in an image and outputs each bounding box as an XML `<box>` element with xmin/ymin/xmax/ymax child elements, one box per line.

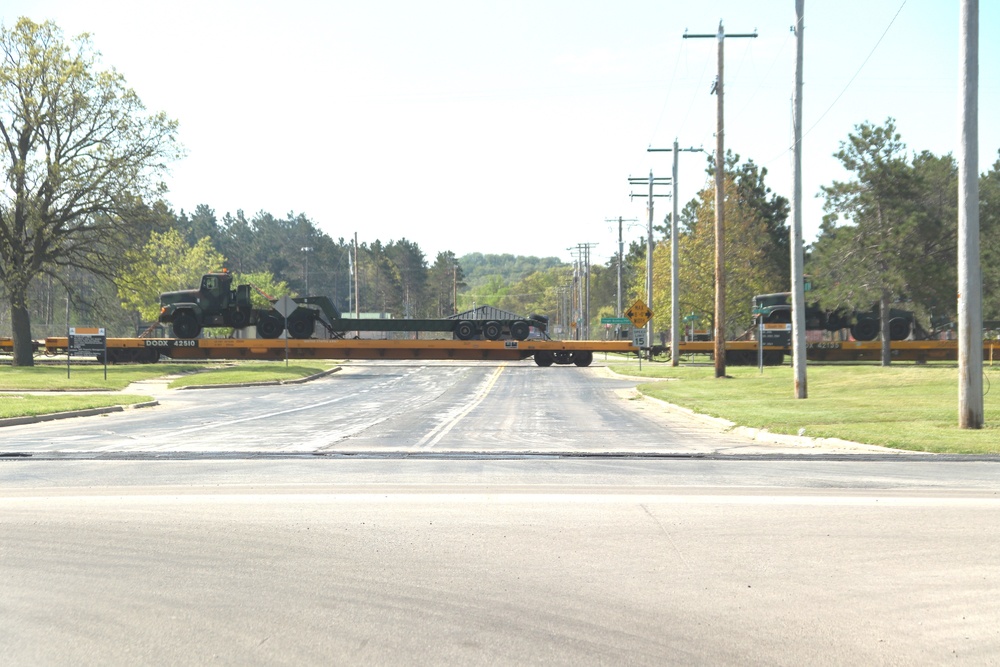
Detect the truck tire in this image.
<box><xmin>172</xmin><ymin>311</ymin><xmax>202</xmax><ymax>339</ymax></box>
<box><xmin>257</xmin><ymin>315</ymin><xmax>283</xmax><ymax>339</ymax></box>
<box><xmin>229</xmin><ymin>309</ymin><xmax>251</xmax><ymax>328</ymax></box>
<box><xmin>572</xmin><ymin>351</ymin><xmax>594</xmax><ymax>367</ymax></box>
<box><xmin>510</xmin><ymin>320</ymin><xmax>530</xmax><ymax>341</ymax></box>
<box><xmin>483</xmin><ymin>321</ymin><xmax>502</xmax><ymax>340</ymax></box>
<box><xmin>455</xmin><ymin>321</ymin><xmax>476</xmax><ymax>340</ymax></box>
<box><xmin>288</xmin><ymin>315</ymin><xmax>314</xmax><ymax>339</ymax></box>
<box><xmin>850</xmin><ymin>318</ymin><xmax>878</xmax><ymax>341</ymax></box>
<box><xmin>889</xmin><ymin>317</ymin><xmax>911</xmax><ymax>341</ymax></box>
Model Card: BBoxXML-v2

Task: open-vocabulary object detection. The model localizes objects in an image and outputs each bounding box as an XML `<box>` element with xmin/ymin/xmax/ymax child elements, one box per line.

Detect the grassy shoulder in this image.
<box><xmin>167</xmin><ymin>361</ymin><xmax>337</xmax><ymax>388</ymax></box>
<box><xmin>608</xmin><ymin>361</ymin><xmax>1000</xmax><ymax>454</ymax></box>
<box><xmin>0</xmin><ymin>361</ymin><xmax>338</xmax><ymax>419</ymax></box>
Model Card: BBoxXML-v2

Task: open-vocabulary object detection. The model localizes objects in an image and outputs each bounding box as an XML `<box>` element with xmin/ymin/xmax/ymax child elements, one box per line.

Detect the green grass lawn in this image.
<box><xmin>0</xmin><ymin>361</ymin><xmax>337</xmax><ymax>419</ymax></box>
<box><xmin>609</xmin><ymin>362</ymin><xmax>1000</xmax><ymax>454</ymax></box>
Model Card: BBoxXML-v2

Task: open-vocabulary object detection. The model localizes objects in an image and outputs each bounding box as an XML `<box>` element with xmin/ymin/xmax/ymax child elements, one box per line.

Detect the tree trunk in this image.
<box><xmin>879</xmin><ymin>289</ymin><xmax>892</xmax><ymax>367</ymax></box>
<box><xmin>10</xmin><ymin>286</ymin><xmax>35</xmax><ymax>367</ymax></box>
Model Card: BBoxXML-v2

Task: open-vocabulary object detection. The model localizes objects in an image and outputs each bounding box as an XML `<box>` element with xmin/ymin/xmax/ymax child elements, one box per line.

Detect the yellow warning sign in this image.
<box><xmin>625</xmin><ymin>299</ymin><xmax>653</xmax><ymax>329</ymax></box>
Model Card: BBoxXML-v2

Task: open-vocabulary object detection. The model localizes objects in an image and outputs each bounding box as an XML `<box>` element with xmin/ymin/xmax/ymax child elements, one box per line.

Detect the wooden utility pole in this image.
<box><xmin>685</xmin><ymin>22</ymin><xmax>757</xmax><ymax>378</ymax></box>
<box><xmin>790</xmin><ymin>0</ymin><xmax>808</xmax><ymax>398</ymax></box>
<box><xmin>958</xmin><ymin>0</ymin><xmax>983</xmax><ymax>428</ymax></box>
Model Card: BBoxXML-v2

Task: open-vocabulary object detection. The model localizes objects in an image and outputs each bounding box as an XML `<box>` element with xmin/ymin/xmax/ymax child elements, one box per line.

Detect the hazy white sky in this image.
<box><xmin>4</xmin><ymin>1</ymin><xmax>997</xmax><ymax>265</ymax></box>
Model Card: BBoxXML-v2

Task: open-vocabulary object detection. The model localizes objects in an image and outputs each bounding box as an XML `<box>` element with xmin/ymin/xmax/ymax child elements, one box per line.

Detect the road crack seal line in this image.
<box><xmin>412</xmin><ymin>364</ymin><xmax>506</xmax><ymax>451</ymax></box>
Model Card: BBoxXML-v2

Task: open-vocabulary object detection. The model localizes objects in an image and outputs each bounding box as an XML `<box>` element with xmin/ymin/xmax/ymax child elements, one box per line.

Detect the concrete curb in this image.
<box><xmin>174</xmin><ymin>365</ymin><xmax>341</xmax><ymax>390</ymax></box>
<box><xmin>0</xmin><ymin>400</ymin><xmax>158</xmax><ymax>428</ymax></box>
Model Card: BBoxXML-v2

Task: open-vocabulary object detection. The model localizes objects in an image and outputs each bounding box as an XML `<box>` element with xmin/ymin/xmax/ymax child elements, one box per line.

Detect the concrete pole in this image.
<box><xmin>647</xmin><ymin>170</ymin><xmax>655</xmax><ymax>358</ymax></box>
<box><xmin>671</xmin><ymin>140</ymin><xmax>680</xmax><ymax>366</ymax></box>
<box><xmin>713</xmin><ymin>21</ymin><xmax>727</xmax><ymax>378</ymax></box>
<box><xmin>790</xmin><ymin>0</ymin><xmax>808</xmax><ymax>398</ymax></box>
<box><xmin>958</xmin><ymin>0</ymin><xmax>983</xmax><ymax>428</ymax></box>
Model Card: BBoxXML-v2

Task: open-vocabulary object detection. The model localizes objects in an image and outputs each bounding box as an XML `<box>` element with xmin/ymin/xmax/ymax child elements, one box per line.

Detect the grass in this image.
<box><xmin>608</xmin><ymin>361</ymin><xmax>1000</xmax><ymax>454</ymax></box>
<box><xmin>0</xmin><ymin>361</ymin><xmax>337</xmax><ymax>420</ymax></box>
<box><xmin>0</xmin><ymin>393</ymin><xmax>152</xmax><ymax>419</ymax></box>
<box><xmin>167</xmin><ymin>361</ymin><xmax>336</xmax><ymax>388</ymax></box>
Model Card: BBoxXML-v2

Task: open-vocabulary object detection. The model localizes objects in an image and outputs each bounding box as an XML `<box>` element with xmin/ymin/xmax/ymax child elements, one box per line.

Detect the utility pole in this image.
<box><xmin>790</xmin><ymin>1</ymin><xmax>808</xmax><ymax>399</ymax></box>
<box><xmin>629</xmin><ymin>173</ymin><xmax>670</xmax><ymax>358</ymax></box>
<box><xmin>958</xmin><ymin>0</ymin><xmax>983</xmax><ymax>428</ymax></box>
<box><xmin>606</xmin><ymin>217</ymin><xmax>638</xmax><ymax>340</ymax></box>
<box><xmin>685</xmin><ymin>22</ymin><xmax>757</xmax><ymax>378</ymax></box>
<box><xmin>353</xmin><ymin>232</ymin><xmax>360</xmax><ymax>319</ymax></box>
<box><xmin>648</xmin><ymin>141</ymin><xmax>704</xmax><ymax>366</ymax></box>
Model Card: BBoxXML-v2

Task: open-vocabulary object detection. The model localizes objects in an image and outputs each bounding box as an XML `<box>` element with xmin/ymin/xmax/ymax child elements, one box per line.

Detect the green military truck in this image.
<box><xmin>159</xmin><ymin>271</ymin><xmax>548</xmax><ymax>341</ymax></box>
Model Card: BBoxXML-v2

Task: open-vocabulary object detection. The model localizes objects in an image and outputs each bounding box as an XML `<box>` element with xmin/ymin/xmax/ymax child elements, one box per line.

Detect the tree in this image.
<box><xmin>117</xmin><ymin>228</ymin><xmax>225</xmax><ymax>322</ymax></box>
<box><xmin>0</xmin><ymin>18</ymin><xmax>180</xmax><ymax>365</ymax></box>
<box><xmin>980</xmin><ymin>152</ymin><xmax>1000</xmax><ymax>322</ymax></box>
<box><xmin>664</xmin><ymin>153</ymin><xmax>788</xmax><ymax>340</ymax></box>
<box><xmin>813</xmin><ymin>119</ymin><xmax>921</xmax><ymax>364</ymax></box>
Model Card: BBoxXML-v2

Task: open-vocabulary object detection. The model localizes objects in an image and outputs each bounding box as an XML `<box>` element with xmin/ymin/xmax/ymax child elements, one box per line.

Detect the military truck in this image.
<box><xmin>159</xmin><ymin>271</ymin><xmax>548</xmax><ymax>341</ymax></box>
<box><xmin>752</xmin><ymin>292</ymin><xmax>915</xmax><ymax>341</ymax></box>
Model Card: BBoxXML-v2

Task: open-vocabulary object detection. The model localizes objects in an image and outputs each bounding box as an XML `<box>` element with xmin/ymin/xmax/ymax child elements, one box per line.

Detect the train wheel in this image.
<box><xmin>534</xmin><ymin>351</ymin><xmax>554</xmax><ymax>367</ymax></box>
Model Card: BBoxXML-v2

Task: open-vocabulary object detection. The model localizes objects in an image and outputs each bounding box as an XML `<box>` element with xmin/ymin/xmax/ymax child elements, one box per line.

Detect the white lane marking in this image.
<box><xmin>412</xmin><ymin>364</ymin><xmax>505</xmax><ymax>450</ymax></box>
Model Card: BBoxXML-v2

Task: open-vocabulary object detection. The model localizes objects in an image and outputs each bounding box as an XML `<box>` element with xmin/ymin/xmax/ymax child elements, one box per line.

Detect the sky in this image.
<box><xmin>3</xmin><ymin>0</ymin><xmax>998</xmax><ymax>266</ymax></box>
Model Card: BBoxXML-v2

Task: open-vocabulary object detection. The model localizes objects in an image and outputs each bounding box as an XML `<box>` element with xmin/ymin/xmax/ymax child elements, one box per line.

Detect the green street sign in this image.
<box><xmin>601</xmin><ymin>317</ymin><xmax>631</xmax><ymax>325</ymax></box>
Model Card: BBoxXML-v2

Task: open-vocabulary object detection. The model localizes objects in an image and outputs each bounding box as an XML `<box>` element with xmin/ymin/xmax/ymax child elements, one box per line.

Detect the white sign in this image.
<box><xmin>272</xmin><ymin>295</ymin><xmax>297</xmax><ymax>318</ymax></box>
<box><xmin>632</xmin><ymin>329</ymin><xmax>647</xmax><ymax>348</ymax></box>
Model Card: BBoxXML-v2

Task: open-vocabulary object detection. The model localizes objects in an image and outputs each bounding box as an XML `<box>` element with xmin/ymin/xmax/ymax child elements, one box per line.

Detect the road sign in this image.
<box><xmin>601</xmin><ymin>317</ymin><xmax>631</xmax><ymax>325</ymax></box>
<box><xmin>625</xmin><ymin>299</ymin><xmax>652</xmax><ymax>329</ymax></box>
<box><xmin>272</xmin><ymin>295</ymin><xmax>297</xmax><ymax>318</ymax></box>
<box><xmin>632</xmin><ymin>328</ymin><xmax>647</xmax><ymax>348</ymax></box>
<box><xmin>68</xmin><ymin>327</ymin><xmax>106</xmax><ymax>356</ymax></box>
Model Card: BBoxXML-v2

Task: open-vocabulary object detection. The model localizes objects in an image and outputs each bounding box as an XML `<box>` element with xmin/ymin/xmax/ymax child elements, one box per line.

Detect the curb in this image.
<box><xmin>174</xmin><ymin>365</ymin><xmax>341</xmax><ymax>390</ymax></box>
<box><xmin>0</xmin><ymin>400</ymin><xmax>159</xmax><ymax>428</ymax></box>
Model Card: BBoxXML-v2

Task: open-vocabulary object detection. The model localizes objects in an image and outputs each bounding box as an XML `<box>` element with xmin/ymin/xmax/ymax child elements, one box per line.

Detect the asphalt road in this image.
<box><xmin>0</xmin><ymin>359</ymin><xmax>902</xmax><ymax>456</ymax></box>
<box><xmin>2</xmin><ymin>360</ymin><xmax>999</xmax><ymax>665</ymax></box>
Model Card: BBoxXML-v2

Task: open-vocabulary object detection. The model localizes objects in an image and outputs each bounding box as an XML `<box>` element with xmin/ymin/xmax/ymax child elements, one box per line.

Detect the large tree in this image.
<box><xmin>0</xmin><ymin>18</ymin><xmax>180</xmax><ymax>365</ymax></box>
<box><xmin>812</xmin><ymin>119</ymin><xmax>927</xmax><ymax>364</ymax></box>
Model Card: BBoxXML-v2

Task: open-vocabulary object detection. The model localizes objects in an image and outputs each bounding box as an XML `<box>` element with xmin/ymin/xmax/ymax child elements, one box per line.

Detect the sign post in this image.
<box><xmin>273</xmin><ymin>296</ymin><xmax>297</xmax><ymax>367</ymax></box>
<box><xmin>68</xmin><ymin>327</ymin><xmax>107</xmax><ymax>379</ymax></box>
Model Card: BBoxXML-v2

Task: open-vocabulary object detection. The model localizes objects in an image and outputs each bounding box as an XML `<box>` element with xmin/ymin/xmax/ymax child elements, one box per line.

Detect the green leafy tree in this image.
<box><xmin>812</xmin><ymin>119</ymin><xmax>921</xmax><ymax>364</ymax></box>
<box><xmin>426</xmin><ymin>251</ymin><xmax>463</xmax><ymax>317</ymax></box>
<box><xmin>665</xmin><ymin>153</ymin><xmax>788</xmax><ymax>339</ymax></box>
<box><xmin>0</xmin><ymin>18</ymin><xmax>181</xmax><ymax>365</ymax></box>
<box><xmin>117</xmin><ymin>228</ymin><xmax>225</xmax><ymax>321</ymax></box>
<box><xmin>980</xmin><ymin>152</ymin><xmax>1000</xmax><ymax>322</ymax></box>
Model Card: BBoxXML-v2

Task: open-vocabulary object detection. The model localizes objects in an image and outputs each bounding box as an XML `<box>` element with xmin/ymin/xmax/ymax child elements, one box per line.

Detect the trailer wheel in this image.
<box><xmin>288</xmin><ymin>315</ymin><xmax>314</xmax><ymax>339</ymax></box>
<box><xmin>455</xmin><ymin>321</ymin><xmax>476</xmax><ymax>340</ymax></box>
<box><xmin>573</xmin><ymin>351</ymin><xmax>594</xmax><ymax>367</ymax></box>
<box><xmin>889</xmin><ymin>317</ymin><xmax>911</xmax><ymax>341</ymax></box>
<box><xmin>172</xmin><ymin>311</ymin><xmax>202</xmax><ymax>339</ymax></box>
<box><xmin>534</xmin><ymin>351</ymin><xmax>554</xmax><ymax>367</ymax></box>
<box><xmin>483</xmin><ymin>321</ymin><xmax>502</xmax><ymax>340</ymax></box>
<box><xmin>510</xmin><ymin>320</ymin><xmax>530</xmax><ymax>341</ymax></box>
<box><xmin>257</xmin><ymin>315</ymin><xmax>283</xmax><ymax>339</ymax></box>
<box><xmin>850</xmin><ymin>318</ymin><xmax>878</xmax><ymax>341</ymax></box>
